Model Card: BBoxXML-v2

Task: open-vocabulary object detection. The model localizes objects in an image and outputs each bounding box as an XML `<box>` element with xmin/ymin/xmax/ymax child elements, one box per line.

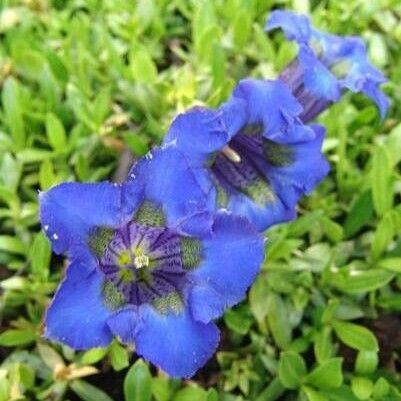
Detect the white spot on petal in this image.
<box><xmin>44</xmin><ymin>225</ymin><xmax>49</xmax><ymax>231</ymax></box>
<box><xmin>52</xmin><ymin>233</ymin><xmax>59</xmax><ymax>240</ymax></box>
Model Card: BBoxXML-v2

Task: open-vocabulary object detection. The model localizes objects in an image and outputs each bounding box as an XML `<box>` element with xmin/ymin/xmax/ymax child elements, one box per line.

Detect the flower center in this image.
<box><xmin>210</xmin><ymin>124</ymin><xmax>294</xmax><ymax>207</ymax></box>
<box><xmin>88</xmin><ymin>202</ymin><xmax>203</xmax><ymax>313</ymax></box>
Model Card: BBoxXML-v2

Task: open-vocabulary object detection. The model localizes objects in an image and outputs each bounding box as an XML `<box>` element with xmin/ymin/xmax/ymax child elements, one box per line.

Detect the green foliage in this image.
<box><xmin>1</xmin><ymin>0</ymin><xmax>401</xmax><ymax>400</ymax></box>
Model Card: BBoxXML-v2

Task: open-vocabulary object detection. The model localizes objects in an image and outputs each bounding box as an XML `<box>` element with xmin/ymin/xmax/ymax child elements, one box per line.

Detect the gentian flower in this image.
<box><xmin>164</xmin><ymin>78</ymin><xmax>329</xmax><ymax>231</ymax></box>
<box><xmin>40</xmin><ymin>146</ymin><xmax>263</xmax><ymax>378</ymax></box>
<box><xmin>266</xmin><ymin>10</ymin><xmax>389</xmax><ymax>121</ymax></box>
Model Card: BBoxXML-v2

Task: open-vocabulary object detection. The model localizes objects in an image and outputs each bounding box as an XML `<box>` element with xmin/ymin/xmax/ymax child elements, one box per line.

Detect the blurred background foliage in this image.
<box><xmin>0</xmin><ymin>0</ymin><xmax>401</xmax><ymax>400</ymax></box>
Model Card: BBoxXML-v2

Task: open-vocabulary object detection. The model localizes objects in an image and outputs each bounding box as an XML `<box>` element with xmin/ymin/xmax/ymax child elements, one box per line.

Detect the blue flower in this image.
<box><xmin>40</xmin><ymin>146</ymin><xmax>263</xmax><ymax>378</ymax></box>
<box><xmin>164</xmin><ymin>78</ymin><xmax>329</xmax><ymax>231</ymax></box>
<box><xmin>266</xmin><ymin>10</ymin><xmax>389</xmax><ymax>121</ymax></box>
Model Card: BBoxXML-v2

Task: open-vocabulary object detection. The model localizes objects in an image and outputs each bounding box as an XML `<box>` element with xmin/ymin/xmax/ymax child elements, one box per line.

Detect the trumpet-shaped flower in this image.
<box><xmin>40</xmin><ymin>146</ymin><xmax>263</xmax><ymax>378</ymax></box>
<box><xmin>164</xmin><ymin>78</ymin><xmax>329</xmax><ymax>231</ymax></box>
<box><xmin>266</xmin><ymin>10</ymin><xmax>389</xmax><ymax>121</ymax></box>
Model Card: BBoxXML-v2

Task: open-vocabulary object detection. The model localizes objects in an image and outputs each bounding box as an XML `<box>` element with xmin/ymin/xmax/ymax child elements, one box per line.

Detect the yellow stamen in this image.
<box><xmin>117</xmin><ymin>250</ymin><xmax>131</xmax><ymax>266</ymax></box>
<box><xmin>222</xmin><ymin>145</ymin><xmax>241</xmax><ymax>163</ymax></box>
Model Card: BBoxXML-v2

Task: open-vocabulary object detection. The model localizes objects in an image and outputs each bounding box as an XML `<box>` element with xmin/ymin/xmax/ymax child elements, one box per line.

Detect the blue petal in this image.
<box><xmin>107</xmin><ymin>307</ymin><xmax>139</xmax><ymax>344</ymax></box>
<box><xmin>226</xmin><ymin>124</ymin><xmax>329</xmax><ymax>230</ymax></box>
<box><xmin>266</xmin><ymin>9</ymin><xmax>311</xmax><ymax>43</ymax></box>
<box><xmin>189</xmin><ymin>211</ymin><xmax>263</xmax><ymax>323</ymax></box>
<box><xmin>163</xmin><ymin>107</ymin><xmax>231</xmax><ymax>166</ymax></box>
<box><xmin>298</xmin><ymin>47</ymin><xmax>341</xmax><ymax>102</ymax></box>
<box><xmin>129</xmin><ymin>146</ymin><xmax>211</xmax><ymax>228</ymax></box>
<box><xmin>133</xmin><ymin>305</ymin><xmax>219</xmax><ymax>378</ymax></box>
<box><xmin>39</xmin><ymin>181</ymin><xmax>141</xmax><ymax>255</ymax></box>
<box><xmin>266</xmin><ymin>10</ymin><xmax>389</xmax><ymax>117</ymax></box>
<box><xmin>231</xmin><ymin>78</ymin><xmax>303</xmax><ymax>135</ymax></box>
<box><xmin>44</xmin><ymin>253</ymin><xmax>113</xmax><ymax>349</ymax></box>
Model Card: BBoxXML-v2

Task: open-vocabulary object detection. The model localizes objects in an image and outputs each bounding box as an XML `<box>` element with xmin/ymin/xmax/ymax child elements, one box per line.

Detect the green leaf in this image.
<box><xmin>306</xmin><ymin>358</ymin><xmax>343</xmax><ymax>389</ymax></box>
<box><xmin>130</xmin><ymin>48</ymin><xmax>158</xmax><ymax>83</ymax></box>
<box><xmin>302</xmin><ymin>386</ymin><xmax>329</xmax><ymax>401</ymax></box>
<box><xmin>321</xmin><ymin>385</ymin><xmax>359</xmax><ymax>401</ymax></box>
<box><xmin>46</xmin><ymin>113</ymin><xmax>67</xmax><ymax>151</ymax></box>
<box><xmin>70</xmin><ymin>380</ymin><xmax>115</xmax><ymax>401</ymax></box>
<box><xmin>124</xmin><ymin>359</ymin><xmax>151</xmax><ymax>401</ymax></box>
<box><xmin>39</xmin><ymin>159</ymin><xmax>57</xmax><ymax>190</ymax></box>
<box><xmin>378</xmin><ymin>257</ymin><xmax>401</xmax><ymax>273</ymax></box>
<box><xmin>151</xmin><ymin>376</ymin><xmax>171</xmax><ymax>401</ymax></box>
<box><xmin>314</xmin><ymin>327</ymin><xmax>334</xmax><ymax>363</ymax></box>
<box><xmin>371</xmin><ymin>145</ymin><xmax>393</xmax><ymax>216</ymax></box>
<box><xmin>331</xmin><ymin>269</ymin><xmax>394</xmax><ymax>294</ymax></box>
<box><xmin>278</xmin><ymin>351</ymin><xmax>307</xmax><ymax>389</ymax></box>
<box><xmin>355</xmin><ymin>350</ymin><xmax>378</xmax><ymax>374</ymax></box>
<box><xmin>266</xmin><ymin>293</ymin><xmax>292</xmax><ymax>349</ymax></box>
<box><xmin>30</xmin><ymin>232</ymin><xmax>51</xmax><ymax>280</ymax></box>
<box><xmin>80</xmin><ymin>348</ymin><xmax>108</xmax><ymax>365</ymax></box>
<box><xmin>0</xmin><ymin>329</ymin><xmax>36</xmax><ymax>346</ymax></box>
<box><xmin>109</xmin><ymin>341</ymin><xmax>129</xmax><ymax>371</ymax></box>
<box><xmin>343</xmin><ymin>191</ymin><xmax>373</xmax><ymax>238</ymax></box>
<box><xmin>255</xmin><ymin>377</ymin><xmax>285</xmax><ymax>401</ymax></box>
<box><xmin>371</xmin><ymin>212</ymin><xmax>396</xmax><ymax>259</ymax></box>
<box><xmin>173</xmin><ymin>386</ymin><xmax>207</xmax><ymax>401</ymax></box>
<box><xmin>249</xmin><ymin>276</ymin><xmax>269</xmax><ymax>323</ymax></box>
<box><xmin>1</xmin><ymin>77</ymin><xmax>25</xmax><ymax>150</ymax></box>
<box><xmin>0</xmin><ymin>235</ymin><xmax>26</xmax><ymax>255</ymax></box>
<box><xmin>37</xmin><ymin>341</ymin><xmax>65</xmax><ymax>370</ymax></box>
<box><xmin>332</xmin><ymin>321</ymin><xmax>378</xmax><ymax>351</ymax></box>
<box><xmin>224</xmin><ymin>309</ymin><xmax>252</xmax><ymax>335</ymax></box>
<box><xmin>372</xmin><ymin>378</ymin><xmax>390</xmax><ymax>399</ymax></box>
<box><xmin>233</xmin><ymin>13</ymin><xmax>252</xmax><ymax>49</ymax></box>
<box><xmin>1</xmin><ymin>153</ymin><xmax>21</xmax><ymax>191</ymax></box>
<box><xmin>351</xmin><ymin>377</ymin><xmax>373</xmax><ymax>400</ymax></box>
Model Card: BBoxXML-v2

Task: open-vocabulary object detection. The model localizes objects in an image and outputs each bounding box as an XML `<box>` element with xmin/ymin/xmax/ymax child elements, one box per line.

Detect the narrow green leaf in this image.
<box><xmin>343</xmin><ymin>191</ymin><xmax>373</xmax><ymax>238</ymax></box>
<box><xmin>314</xmin><ymin>327</ymin><xmax>334</xmax><ymax>363</ymax></box>
<box><xmin>70</xmin><ymin>380</ymin><xmax>115</xmax><ymax>401</ymax></box>
<box><xmin>255</xmin><ymin>377</ymin><xmax>285</xmax><ymax>401</ymax></box>
<box><xmin>355</xmin><ymin>350</ymin><xmax>378</xmax><ymax>374</ymax></box>
<box><xmin>37</xmin><ymin>341</ymin><xmax>65</xmax><ymax>370</ymax></box>
<box><xmin>46</xmin><ymin>113</ymin><xmax>67</xmax><ymax>151</ymax></box>
<box><xmin>173</xmin><ymin>386</ymin><xmax>207</xmax><ymax>401</ymax></box>
<box><xmin>372</xmin><ymin>378</ymin><xmax>390</xmax><ymax>399</ymax></box>
<box><xmin>0</xmin><ymin>235</ymin><xmax>26</xmax><ymax>255</ymax></box>
<box><xmin>130</xmin><ymin>48</ymin><xmax>158</xmax><ymax>83</ymax></box>
<box><xmin>332</xmin><ymin>321</ymin><xmax>378</xmax><ymax>351</ymax></box>
<box><xmin>30</xmin><ymin>232</ymin><xmax>51</xmax><ymax>280</ymax></box>
<box><xmin>80</xmin><ymin>348</ymin><xmax>108</xmax><ymax>365</ymax></box>
<box><xmin>124</xmin><ymin>359</ymin><xmax>151</xmax><ymax>401</ymax></box>
<box><xmin>1</xmin><ymin>77</ymin><xmax>25</xmax><ymax>150</ymax></box>
<box><xmin>302</xmin><ymin>386</ymin><xmax>328</xmax><ymax>401</ymax></box>
<box><xmin>371</xmin><ymin>145</ymin><xmax>393</xmax><ymax>216</ymax></box>
<box><xmin>278</xmin><ymin>351</ymin><xmax>307</xmax><ymax>389</ymax></box>
<box><xmin>351</xmin><ymin>377</ymin><xmax>373</xmax><ymax>400</ymax></box>
<box><xmin>109</xmin><ymin>341</ymin><xmax>129</xmax><ymax>371</ymax></box>
<box><xmin>306</xmin><ymin>358</ymin><xmax>343</xmax><ymax>389</ymax></box>
<box><xmin>39</xmin><ymin>159</ymin><xmax>57</xmax><ymax>190</ymax></box>
<box><xmin>331</xmin><ymin>269</ymin><xmax>394</xmax><ymax>294</ymax></box>
<box><xmin>266</xmin><ymin>293</ymin><xmax>292</xmax><ymax>349</ymax></box>
<box><xmin>378</xmin><ymin>257</ymin><xmax>401</xmax><ymax>273</ymax></box>
<box><xmin>0</xmin><ymin>329</ymin><xmax>36</xmax><ymax>346</ymax></box>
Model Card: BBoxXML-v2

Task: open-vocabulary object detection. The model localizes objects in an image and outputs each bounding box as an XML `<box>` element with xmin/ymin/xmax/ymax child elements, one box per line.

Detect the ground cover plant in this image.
<box><xmin>0</xmin><ymin>1</ymin><xmax>401</xmax><ymax>400</ymax></box>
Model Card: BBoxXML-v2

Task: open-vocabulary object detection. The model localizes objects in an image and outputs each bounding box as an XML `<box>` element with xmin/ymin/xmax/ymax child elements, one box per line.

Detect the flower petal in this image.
<box><xmin>133</xmin><ymin>306</ymin><xmax>219</xmax><ymax>378</ymax></box>
<box><xmin>231</xmin><ymin>78</ymin><xmax>303</xmax><ymax>135</ymax></box>
<box><xmin>39</xmin><ymin>181</ymin><xmax>141</xmax><ymax>254</ymax></box>
<box><xmin>44</xmin><ymin>254</ymin><xmax>113</xmax><ymax>349</ymax></box>
<box><xmin>129</xmin><ymin>146</ymin><xmax>211</xmax><ymax>228</ymax></box>
<box><xmin>164</xmin><ymin>107</ymin><xmax>231</xmax><ymax>166</ymax></box>
<box><xmin>266</xmin><ymin>9</ymin><xmax>389</xmax><ymax>118</ymax></box>
<box><xmin>189</xmin><ymin>211</ymin><xmax>263</xmax><ymax>323</ymax></box>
